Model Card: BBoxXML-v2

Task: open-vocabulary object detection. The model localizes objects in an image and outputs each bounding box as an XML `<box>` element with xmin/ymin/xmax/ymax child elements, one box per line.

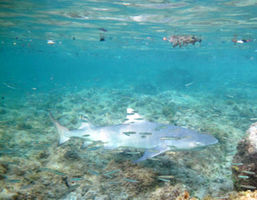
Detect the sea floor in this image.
<box><xmin>0</xmin><ymin>86</ymin><xmax>256</xmax><ymax>199</ymax></box>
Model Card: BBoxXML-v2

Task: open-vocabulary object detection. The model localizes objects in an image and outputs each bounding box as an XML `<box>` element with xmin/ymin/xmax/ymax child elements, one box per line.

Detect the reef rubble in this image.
<box><xmin>232</xmin><ymin>122</ymin><xmax>257</xmax><ymax>191</ymax></box>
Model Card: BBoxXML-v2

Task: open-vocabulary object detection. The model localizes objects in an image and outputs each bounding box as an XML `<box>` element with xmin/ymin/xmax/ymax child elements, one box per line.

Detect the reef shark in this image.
<box><xmin>50</xmin><ymin>108</ymin><xmax>218</xmax><ymax>163</ymax></box>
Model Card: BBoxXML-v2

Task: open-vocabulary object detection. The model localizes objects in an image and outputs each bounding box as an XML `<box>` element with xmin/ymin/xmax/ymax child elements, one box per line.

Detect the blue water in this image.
<box><xmin>0</xmin><ymin>0</ymin><xmax>257</xmax><ymax>199</ymax></box>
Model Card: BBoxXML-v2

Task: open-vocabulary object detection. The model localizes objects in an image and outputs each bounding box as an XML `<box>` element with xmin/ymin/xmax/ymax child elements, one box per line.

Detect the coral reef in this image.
<box><xmin>232</xmin><ymin>122</ymin><xmax>257</xmax><ymax>191</ymax></box>
<box><xmin>203</xmin><ymin>190</ymin><xmax>257</xmax><ymax>200</ymax></box>
<box><xmin>227</xmin><ymin>190</ymin><xmax>257</xmax><ymax>200</ymax></box>
<box><xmin>101</xmin><ymin>160</ymin><xmax>157</xmax><ymax>195</ymax></box>
<box><xmin>149</xmin><ymin>184</ymin><xmax>197</xmax><ymax>200</ymax></box>
<box><xmin>1</xmin><ymin>87</ymin><xmax>257</xmax><ymax>199</ymax></box>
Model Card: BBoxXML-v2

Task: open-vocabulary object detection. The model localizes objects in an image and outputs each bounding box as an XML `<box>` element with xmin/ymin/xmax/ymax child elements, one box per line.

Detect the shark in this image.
<box><xmin>50</xmin><ymin>108</ymin><xmax>218</xmax><ymax>163</ymax></box>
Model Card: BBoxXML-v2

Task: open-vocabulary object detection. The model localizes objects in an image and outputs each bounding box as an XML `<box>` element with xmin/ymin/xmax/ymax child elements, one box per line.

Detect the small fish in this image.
<box><xmin>139</xmin><ymin>132</ymin><xmax>152</xmax><ymax>136</ymax></box>
<box><xmin>149</xmin><ymin>157</ymin><xmax>160</xmax><ymax>161</ymax></box>
<box><xmin>240</xmin><ymin>185</ymin><xmax>256</xmax><ymax>190</ymax></box>
<box><xmin>52</xmin><ymin>170</ymin><xmax>66</xmax><ymax>176</ymax></box>
<box><xmin>123</xmin><ymin>131</ymin><xmax>136</xmax><ymax>136</ymax></box>
<box><xmin>40</xmin><ymin>168</ymin><xmax>66</xmax><ymax>176</ymax></box>
<box><xmin>70</xmin><ymin>177</ymin><xmax>83</xmax><ymax>181</ymax></box>
<box><xmin>0</xmin><ymin>150</ymin><xmax>16</xmax><ymax>154</ymax></box>
<box><xmin>82</xmin><ymin>134</ymin><xmax>90</xmax><ymax>137</ymax></box>
<box><xmin>135</xmin><ymin>118</ymin><xmax>144</xmax><ymax>120</ymax></box>
<box><xmin>125</xmin><ymin>152</ymin><xmax>141</xmax><ymax>155</ymax></box>
<box><xmin>238</xmin><ymin>175</ymin><xmax>249</xmax><ymax>179</ymax></box>
<box><xmin>231</xmin><ymin>163</ymin><xmax>243</xmax><ymax>166</ymax></box>
<box><xmin>226</xmin><ymin>95</ymin><xmax>234</xmax><ymax>99</ymax></box>
<box><xmin>158</xmin><ymin>178</ymin><xmax>170</xmax><ymax>182</ymax></box>
<box><xmin>88</xmin><ymin>170</ymin><xmax>100</xmax><ymax>176</ymax></box>
<box><xmin>110</xmin><ymin>149</ymin><xmax>123</xmax><ymax>153</ymax></box>
<box><xmin>103</xmin><ymin>169</ymin><xmax>121</xmax><ymax>176</ymax></box>
<box><xmin>0</xmin><ymin>161</ymin><xmax>18</xmax><ymax>165</ymax></box>
<box><xmin>108</xmin><ymin>181</ymin><xmax>121</xmax><ymax>184</ymax></box>
<box><xmin>158</xmin><ymin>175</ymin><xmax>174</xmax><ymax>179</ymax></box>
<box><xmin>6</xmin><ymin>179</ymin><xmax>21</xmax><ymax>183</ymax></box>
<box><xmin>160</xmin><ymin>136</ymin><xmax>181</xmax><ymax>140</ymax></box>
<box><xmin>3</xmin><ymin>82</ymin><xmax>16</xmax><ymax>89</ymax></box>
<box><xmin>185</xmin><ymin>82</ymin><xmax>193</xmax><ymax>87</ymax></box>
<box><xmin>154</xmin><ymin>125</ymin><xmax>168</xmax><ymax>131</ymax></box>
<box><xmin>21</xmin><ymin>184</ymin><xmax>33</xmax><ymax>190</ymax></box>
<box><xmin>148</xmin><ymin>149</ymin><xmax>160</xmax><ymax>153</ymax></box>
<box><xmin>87</xmin><ymin>146</ymin><xmax>102</xmax><ymax>151</ymax></box>
<box><xmin>242</xmin><ymin>170</ymin><xmax>255</xmax><ymax>175</ymax></box>
<box><xmin>123</xmin><ymin>178</ymin><xmax>139</xmax><ymax>183</ymax></box>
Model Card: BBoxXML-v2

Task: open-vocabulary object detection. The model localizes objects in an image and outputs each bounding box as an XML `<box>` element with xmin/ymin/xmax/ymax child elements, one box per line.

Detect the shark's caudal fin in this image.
<box><xmin>49</xmin><ymin>113</ymin><xmax>70</xmax><ymax>145</ymax></box>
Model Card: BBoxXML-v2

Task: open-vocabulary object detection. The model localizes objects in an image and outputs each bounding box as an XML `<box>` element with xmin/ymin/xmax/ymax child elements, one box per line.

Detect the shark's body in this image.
<box><xmin>51</xmin><ymin>108</ymin><xmax>218</xmax><ymax>163</ymax></box>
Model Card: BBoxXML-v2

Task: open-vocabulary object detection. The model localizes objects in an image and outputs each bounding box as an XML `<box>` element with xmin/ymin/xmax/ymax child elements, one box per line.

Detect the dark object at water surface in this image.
<box><xmin>99</xmin><ymin>28</ymin><xmax>107</xmax><ymax>32</ymax></box>
<box><xmin>163</xmin><ymin>35</ymin><xmax>201</xmax><ymax>47</ymax></box>
<box><xmin>232</xmin><ymin>38</ymin><xmax>251</xmax><ymax>44</ymax></box>
<box><xmin>100</xmin><ymin>34</ymin><xmax>105</xmax><ymax>42</ymax></box>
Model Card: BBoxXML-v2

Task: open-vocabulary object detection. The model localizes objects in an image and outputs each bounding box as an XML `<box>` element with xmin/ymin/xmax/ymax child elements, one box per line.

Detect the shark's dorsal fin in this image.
<box><xmin>123</xmin><ymin>108</ymin><xmax>145</xmax><ymax>124</ymax></box>
<box><xmin>79</xmin><ymin>122</ymin><xmax>92</xmax><ymax>129</ymax></box>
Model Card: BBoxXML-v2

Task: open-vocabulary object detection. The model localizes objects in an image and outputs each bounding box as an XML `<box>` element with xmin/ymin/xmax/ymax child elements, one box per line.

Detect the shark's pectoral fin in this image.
<box><xmin>133</xmin><ymin>146</ymin><xmax>170</xmax><ymax>163</ymax></box>
<box><xmin>59</xmin><ymin>134</ymin><xmax>70</xmax><ymax>145</ymax></box>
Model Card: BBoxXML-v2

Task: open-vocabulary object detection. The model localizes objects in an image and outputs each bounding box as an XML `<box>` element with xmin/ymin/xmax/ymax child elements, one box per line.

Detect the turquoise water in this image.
<box><xmin>0</xmin><ymin>0</ymin><xmax>257</xmax><ymax>199</ymax></box>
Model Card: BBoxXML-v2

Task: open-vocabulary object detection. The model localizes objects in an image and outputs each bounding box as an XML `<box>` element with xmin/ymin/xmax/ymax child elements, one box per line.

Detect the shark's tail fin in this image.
<box><xmin>49</xmin><ymin>112</ymin><xmax>70</xmax><ymax>145</ymax></box>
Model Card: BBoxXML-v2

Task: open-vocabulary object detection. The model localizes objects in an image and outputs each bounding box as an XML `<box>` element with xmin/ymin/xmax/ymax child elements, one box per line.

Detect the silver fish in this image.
<box><xmin>123</xmin><ymin>178</ymin><xmax>139</xmax><ymax>183</ymax></box>
<box><xmin>50</xmin><ymin>108</ymin><xmax>218</xmax><ymax>163</ymax></box>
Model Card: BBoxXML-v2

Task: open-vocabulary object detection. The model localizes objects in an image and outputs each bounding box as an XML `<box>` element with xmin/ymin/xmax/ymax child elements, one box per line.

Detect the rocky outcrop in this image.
<box><xmin>232</xmin><ymin>122</ymin><xmax>257</xmax><ymax>191</ymax></box>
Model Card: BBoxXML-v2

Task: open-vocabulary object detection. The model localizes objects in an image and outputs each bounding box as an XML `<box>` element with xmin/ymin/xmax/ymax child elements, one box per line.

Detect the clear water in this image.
<box><xmin>0</xmin><ymin>0</ymin><xmax>257</xmax><ymax>199</ymax></box>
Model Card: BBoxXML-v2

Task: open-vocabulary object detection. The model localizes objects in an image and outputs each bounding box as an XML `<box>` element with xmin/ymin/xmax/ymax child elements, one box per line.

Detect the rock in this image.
<box><xmin>149</xmin><ymin>184</ymin><xmax>197</xmax><ymax>200</ymax></box>
<box><xmin>0</xmin><ymin>163</ymin><xmax>8</xmax><ymax>174</ymax></box>
<box><xmin>17</xmin><ymin>123</ymin><xmax>32</xmax><ymax>130</ymax></box>
<box><xmin>232</xmin><ymin>122</ymin><xmax>257</xmax><ymax>191</ymax></box>
<box><xmin>162</xmin><ymin>102</ymin><xmax>177</xmax><ymax>118</ymax></box>
<box><xmin>64</xmin><ymin>150</ymin><xmax>80</xmax><ymax>160</ymax></box>
<box><xmin>0</xmin><ymin>109</ymin><xmax>7</xmax><ymax>115</ymax></box>
<box><xmin>0</xmin><ymin>188</ymin><xmax>18</xmax><ymax>200</ymax></box>
<box><xmin>0</xmin><ymin>163</ymin><xmax>8</xmax><ymax>179</ymax></box>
